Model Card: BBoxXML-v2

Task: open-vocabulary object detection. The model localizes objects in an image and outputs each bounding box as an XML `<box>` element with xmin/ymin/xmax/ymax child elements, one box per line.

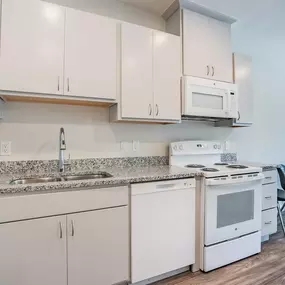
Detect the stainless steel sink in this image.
<box><xmin>10</xmin><ymin>177</ymin><xmax>64</xmax><ymax>185</ymax></box>
<box><xmin>10</xmin><ymin>172</ymin><xmax>113</xmax><ymax>185</ymax></box>
<box><xmin>63</xmin><ymin>172</ymin><xmax>113</xmax><ymax>181</ymax></box>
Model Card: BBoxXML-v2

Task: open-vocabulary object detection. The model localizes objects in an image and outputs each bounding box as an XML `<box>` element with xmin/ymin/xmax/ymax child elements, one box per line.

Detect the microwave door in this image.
<box><xmin>186</xmin><ymin>86</ymin><xmax>228</xmax><ymax>118</ymax></box>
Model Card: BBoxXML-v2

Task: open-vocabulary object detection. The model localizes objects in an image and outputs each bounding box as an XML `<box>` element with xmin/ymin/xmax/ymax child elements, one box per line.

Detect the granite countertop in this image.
<box><xmin>0</xmin><ymin>165</ymin><xmax>197</xmax><ymax>195</ymax></box>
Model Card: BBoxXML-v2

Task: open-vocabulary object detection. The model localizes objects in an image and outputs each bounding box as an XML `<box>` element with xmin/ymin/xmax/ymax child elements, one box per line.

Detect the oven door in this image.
<box><xmin>204</xmin><ymin>175</ymin><xmax>263</xmax><ymax>246</ymax></box>
<box><xmin>183</xmin><ymin>77</ymin><xmax>230</xmax><ymax>118</ymax></box>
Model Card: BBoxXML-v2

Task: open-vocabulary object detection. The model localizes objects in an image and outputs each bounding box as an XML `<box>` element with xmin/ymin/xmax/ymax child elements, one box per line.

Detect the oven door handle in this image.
<box><xmin>206</xmin><ymin>173</ymin><xmax>265</xmax><ymax>186</ymax></box>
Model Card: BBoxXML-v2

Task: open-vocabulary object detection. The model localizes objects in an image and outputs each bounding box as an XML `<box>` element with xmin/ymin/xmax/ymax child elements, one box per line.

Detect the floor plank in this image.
<box><xmin>155</xmin><ymin>220</ymin><xmax>285</xmax><ymax>285</ymax></box>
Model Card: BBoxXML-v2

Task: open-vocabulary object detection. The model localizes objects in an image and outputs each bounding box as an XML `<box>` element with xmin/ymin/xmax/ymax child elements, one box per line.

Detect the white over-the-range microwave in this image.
<box><xmin>182</xmin><ymin>76</ymin><xmax>238</xmax><ymax>119</ymax></box>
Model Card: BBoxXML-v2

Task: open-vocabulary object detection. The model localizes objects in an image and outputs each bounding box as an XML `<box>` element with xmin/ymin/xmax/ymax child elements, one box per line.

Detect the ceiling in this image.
<box><xmin>118</xmin><ymin>0</ymin><xmax>283</xmax><ymax>22</ymax></box>
<box><xmin>119</xmin><ymin>0</ymin><xmax>176</xmax><ymax>16</ymax></box>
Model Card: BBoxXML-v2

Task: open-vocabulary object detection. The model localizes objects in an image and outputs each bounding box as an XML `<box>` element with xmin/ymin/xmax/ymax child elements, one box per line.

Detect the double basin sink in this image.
<box><xmin>10</xmin><ymin>172</ymin><xmax>113</xmax><ymax>185</ymax></box>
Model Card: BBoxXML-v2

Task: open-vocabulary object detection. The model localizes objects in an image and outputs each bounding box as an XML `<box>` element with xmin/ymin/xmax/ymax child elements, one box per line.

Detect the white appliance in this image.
<box><xmin>131</xmin><ymin>179</ymin><xmax>196</xmax><ymax>284</ymax></box>
<box><xmin>182</xmin><ymin>76</ymin><xmax>238</xmax><ymax>119</ymax></box>
<box><xmin>170</xmin><ymin>141</ymin><xmax>264</xmax><ymax>272</ymax></box>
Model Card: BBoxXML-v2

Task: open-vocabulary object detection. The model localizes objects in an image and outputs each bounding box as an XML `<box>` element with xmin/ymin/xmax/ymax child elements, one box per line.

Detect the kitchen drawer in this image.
<box><xmin>263</xmin><ymin>170</ymin><xmax>277</xmax><ymax>185</ymax></box>
<box><xmin>262</xmin><ymin>183</ymin><xmax>277</xmax><ymax>210</ymax></box>
<box><xmin>262</xmin><ymin>208</ymin><xmax>277</xmax><ymax>236</ymax></box>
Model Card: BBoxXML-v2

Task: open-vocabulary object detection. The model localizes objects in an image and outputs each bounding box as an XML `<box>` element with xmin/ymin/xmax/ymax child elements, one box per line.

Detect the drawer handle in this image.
<box><xmin>265</xmin><ymin>177</ymin><xmax>272</xmax><ymax>180</ymax></box>
<box><xmin>265</xmin><ymin>221</ymin><xmax>272</xmax><ymax>225</ymax></box>
<box><xmin>265</xmin><ymin>196</ymin><xmax>272</xmax><ymax>199</ymax></box>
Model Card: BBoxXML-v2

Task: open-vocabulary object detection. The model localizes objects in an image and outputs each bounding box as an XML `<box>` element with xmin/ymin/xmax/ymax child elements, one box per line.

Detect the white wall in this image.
<box><xmin>0</xmin><ymin>103</ymin><xmax>232</xmax><ymax>161</ymax></box>
<box><xmin>195</xmin><ymin>0</ymin><xmax>285</xmax><ymax>164</ymax></box>
<box><xmin>0</xmin><ymin>0</ymin><xmax>284</xmax><ymax>163</ymax></box>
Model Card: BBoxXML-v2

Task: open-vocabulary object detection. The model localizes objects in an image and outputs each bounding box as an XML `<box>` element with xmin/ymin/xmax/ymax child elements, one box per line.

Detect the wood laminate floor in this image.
<box><xmin>155</xmin><ymin>219</ymin><xmax>285</xmax><ymax>285</ymax></box>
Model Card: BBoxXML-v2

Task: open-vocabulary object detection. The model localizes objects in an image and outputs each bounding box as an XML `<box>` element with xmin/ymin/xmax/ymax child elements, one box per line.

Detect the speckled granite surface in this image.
<box><xmin>220</xmin><ymin>154</ymin><xmax>277</xmax><ymax>171</ymax></box>
<box><xmin>221</xmin><ymin>153</ymin><xmax>237</xmax><ymax>163</ymax></box>
<box><xmin>0</xmin><ymin>156</ymin><xmax>169</xmax><ymax>175</ymax></box>
<box><xmin>0</xmin><ymin>166</ymin><xmax>197</xmax><ymax>195</ymax></box>
<box><xmin>237</xmin><ymin>161</ymin><xmax>277</xmax><ymax>172</ymax></box>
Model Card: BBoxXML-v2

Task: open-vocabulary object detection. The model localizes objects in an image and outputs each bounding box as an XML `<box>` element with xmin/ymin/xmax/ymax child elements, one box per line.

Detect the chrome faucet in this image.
<box><xmin>59</xmin><ymin>127</ymin><xmax>71</xmax><ymax>172</ymax></box>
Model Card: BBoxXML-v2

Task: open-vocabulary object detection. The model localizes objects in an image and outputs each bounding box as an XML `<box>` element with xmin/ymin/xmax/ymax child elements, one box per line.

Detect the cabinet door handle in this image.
<box><xmin>57</xmin><ymin>76</ymin><xmax>60</xmax><ymax>92</ymax></box>
<box><xmin>265</xmin><ymin>176</ymin><xmax>272</xmax><ymax>180</ymax></box>
<box><xmin>156</xmin><ymin>104</ymin><xmax>159</xmax><ymax>116</ymax></box>
<box><xmin>265</xmin><ymin>221</ymin><xmax>272</xmax><ymax>225</ymax></box>
<box><xmin>148</xmin><ymin>104</ymin><xmax>152</xmax><ymax>116</ymax></box>
<box><xmin>212</xmin><ymin>66</ymin><xmax>215</xmax><ymax>76</ymax></box>
<box><xmin>0</xmin><ymin>1</ymin><xmax>2</xmax><ymax>52</ymax></box>
<box><xmin>67</xmin><ymin>78</ymin><xmax>70</xmax><ymax>92</ymax></box>
<box><xmin>71</xmin><ymin>220</ymin><xmax>75</xmax><ymax>237</ymax></box>
<box><xmin>206</xmin><ymin>65</ymin><xmax>210</xmax><ymax>76</ymax></box>
<box><xmin>265</xmin><ymin>196</ymin><xmax>272</xmax><ymax>199</ymax></box>
<box><xmin>238</xmin><ymin>111</ymin><xmax>241</xmax><ymax>121</ymax></box>
<box><xmin>59</xmin><ymin>222</ymin><xmax>63</xmax><ymax>239</ymax></box>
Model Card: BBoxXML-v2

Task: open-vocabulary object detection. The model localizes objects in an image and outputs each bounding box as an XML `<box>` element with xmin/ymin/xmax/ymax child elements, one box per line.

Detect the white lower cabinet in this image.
<box><xmin>261</xmin><ymin>169</ymin><xmax>278</xmax><ymax>238</ymax></box>
<box><xmin>67</xmin><ymin>207</ymin><xmax>129</xmax><ymax>285</ymax></box>
<box><xmin>0</xmin><ymin>216</ymin><xmax>67</xmax><ymax>285</ymax></box>
<box><xmin>262</xmin><ymin>208</ymin><xmax>277</xmax><ymax>236</ymax></box>
<box><xmin>0</xmin><ymin>191</ymin><xmax>129</xmax><ymax>285</ymax></box>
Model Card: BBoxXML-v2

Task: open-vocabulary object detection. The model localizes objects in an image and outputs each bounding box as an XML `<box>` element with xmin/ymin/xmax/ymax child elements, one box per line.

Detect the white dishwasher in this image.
<box><xmin>131</xmin><ymin>178</ymin><xmax>196</xmax><ymax>284</ymax></box>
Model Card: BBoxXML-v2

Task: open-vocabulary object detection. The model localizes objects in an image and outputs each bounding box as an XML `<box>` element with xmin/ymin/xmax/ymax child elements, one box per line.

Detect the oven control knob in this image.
<box><xmin>179</xmin><ymin>145</ymin><xmax>183</xmax><ymax>151</ymax></box>
<box><xmin>214</xmin><ymin>144</ymin><xmax>218</xmax><ymax>149</ymax></box>
<box><xmin>173</xmin><ymin>145</ymin><xmax>178</xmax><ymax>151</ymax></box>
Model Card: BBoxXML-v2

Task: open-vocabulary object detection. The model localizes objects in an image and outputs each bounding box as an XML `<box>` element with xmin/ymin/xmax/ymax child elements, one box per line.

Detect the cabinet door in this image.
<box><xmin>0</xmin><ymin>0</ymin><xmax>65</xmax><ymax>95</ymax></box>
<box><xmin>153</xmin><ymin>31</ymin><xmax>181</xmax><ymax>121</ymax></box>
<box><xmin>182</xmin><ymin>10</ymin><xmax>211</xmax><ymax>79</ymax></box>
<box><xmin>64</xmin><ymin>8</ymin><xmax>117</xmax><ymax>100</ymax></box>
<box><xmin>0</xmin><ymin>216</ymin><xmax>67</xmax><ymax>285</ymax></box>
<box><xmin>121</xmin><ymin>23</ymin><xmax>153</xmax><ymax>119</ymax></box>
<box><xmin>67</xmin><ymin>207</ymin><xmax>129</xmax><ymax>285</ymax></box>
<box><xmin>233</xmin><ymin>53</ymin><xmax>254</xmax><ymax>124</ymax></box>
<box><xmin>208</xmin><ymin>18</ymin><xmax>232</xmax><ymax>83</ymax></box>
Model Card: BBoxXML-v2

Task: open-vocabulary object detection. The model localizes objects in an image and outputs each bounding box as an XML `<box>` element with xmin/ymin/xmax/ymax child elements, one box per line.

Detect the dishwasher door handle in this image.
<box><xmin>156</xmin><ymin>183</ymin><xmax>177</xmax><ymax>190</ymax></box>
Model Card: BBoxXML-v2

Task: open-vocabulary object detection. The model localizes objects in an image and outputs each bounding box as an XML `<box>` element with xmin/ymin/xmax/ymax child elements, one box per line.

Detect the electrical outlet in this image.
<box><xmin>1</xmin><ymin>141</ymin><xmax>11</xmax><ymax>156</ymax></box>
<box><xmin>132</xmin><ymin>141</ymin><xmax>140</xmax><ymax>152</ymax></box>
<box><xmin>120</xmin><ymin>141</ymin><xmax>127</xmax><ymax>152</ymax></box>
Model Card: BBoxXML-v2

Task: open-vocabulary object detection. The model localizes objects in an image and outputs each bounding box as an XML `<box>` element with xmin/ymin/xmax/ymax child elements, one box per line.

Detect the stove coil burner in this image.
<box><xmin>185</xmin><ymin>164</ymin><xmax>206</xmax><ymax>168</ymax></box>
<box><xmin>214</xmin><ymin>163</ymin><xmax>229</xmax><ymax>166</ymax></box>
<box><xmin>201</xmin><ymin>168</ymin><xmax>220</xmax><ymax>172</ymax></box>
<box><xmin>227</xmin><ymin>165</ymin><xmax>249</xmax><ymax>169</ymax></box>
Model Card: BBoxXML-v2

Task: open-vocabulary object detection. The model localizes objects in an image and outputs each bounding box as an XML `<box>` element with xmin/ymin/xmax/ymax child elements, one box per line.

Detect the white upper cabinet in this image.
<box><xmin>121</xmin><ymin>23</ymin><xmax>153</xmax><ymax>119</ymax></box>
<box><xmin>208</xmin><ymin>17</ymin><xmax>232</xmax><ymax>83</ymax></box>
<box><xmin>215</xmin><ymin>53</ymin><xmax>253</xmax><ymax>128</ymax></box>
<box><xmin>233</xmin><ymin>53</ymin><xmax>253</xmax><ymax>125</ymax></box>
<box><xmin>153</xmin><ymin>31</ymin><xmax>181</xmax><ymax>121</ymax></box>
<box><xmin>182</xmin><ymin>9</ymin><xmax>233</xmax><ymax>83</ymax></box>
<box><xmin>183</xmin><ymin>10</ymin><xmax>211</xmax><ymax>79</ymax></box>
<box><xmin>64</xmin><ymin>8</ymin><xmax>117</xmax><ymax>100</ymax></box>
<box><xmin>117</xmin><ymin>23</ymin><xmax>181</xmax><ymax>122</ymax></box>
<box><xmin>0</xmin><ymin>0</ymin><xmax>65</xmax><ymax>95</ymax></box>
<box><xmin>0</xmin><ymin>216</ymin><xmax>67</xmax><ymax>285</ymax></box>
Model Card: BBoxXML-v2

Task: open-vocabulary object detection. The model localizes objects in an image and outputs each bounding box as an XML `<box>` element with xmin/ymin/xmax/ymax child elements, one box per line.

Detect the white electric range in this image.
<box><xmin>170</xmin><ymin>141</ymin><xmax>264</xmax><ymax>272</ymax></box>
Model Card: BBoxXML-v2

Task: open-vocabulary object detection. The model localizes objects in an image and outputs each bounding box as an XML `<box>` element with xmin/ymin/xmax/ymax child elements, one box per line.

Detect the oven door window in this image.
<box><xmin>217</xmin><ymin>190</ymin><xmax>255</xmax><ymax>228</ymax></box>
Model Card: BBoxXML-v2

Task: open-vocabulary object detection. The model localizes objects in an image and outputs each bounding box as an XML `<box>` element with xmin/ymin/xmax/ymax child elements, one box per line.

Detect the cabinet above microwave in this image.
<box><xmin>182</xmin><ymin>76</ymin><xmax>238</xmax><ymax>120</ymax></box>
